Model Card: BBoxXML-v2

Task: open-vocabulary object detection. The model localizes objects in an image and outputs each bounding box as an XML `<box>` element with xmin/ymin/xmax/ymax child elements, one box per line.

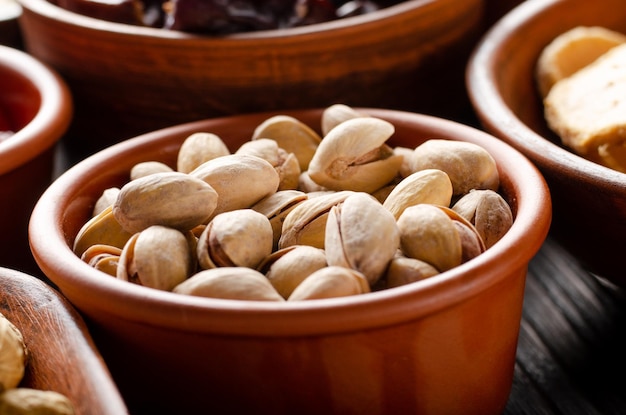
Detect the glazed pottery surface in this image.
<box><xmin>18</xmin><ymin>0</ymin><xmax>485</xmax><ymax>159</ymax></box>
<box><xmin>466</xmin><ymin>0</ymin><xmax>626</xmax><ymax>287</ymax></box>
<box><xmin>0</xmin><ymin>44</ymin><xmax>72</xmax><ymax>276</ymax></box>
<box><xmin>0</xmin><ymin>267</ymin><xmax>128</xmax><ymax>415</ymax></box>
<box><xmin>29</xmin><ymin>108</ymin><xmax>551</xmax><ymax>414</ymax></box>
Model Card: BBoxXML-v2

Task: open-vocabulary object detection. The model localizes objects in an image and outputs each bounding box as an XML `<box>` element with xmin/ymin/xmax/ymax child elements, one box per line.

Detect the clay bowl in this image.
<box><xmin>29</xmin><ymin>108</ymin><xmax>551</xmax><ymax>414</ymax></box>
<box><xmin>0</xmin><ymin>267</ymin><xmax>128</xmax><ymax>414</ymax></box>
<box><xmin>466</xmin><ymin>0</ymin><xmax>626</xmax><ymax>287</ymax></box>
<box><xmin>18</xmin><ymin>0</ymin><xmax>486</xmax><ymax>160</ymax></box>
<box><xmin>0</xmin><ymin>44</ymin><xmax>72</xmax><ymax>276</ymax></box>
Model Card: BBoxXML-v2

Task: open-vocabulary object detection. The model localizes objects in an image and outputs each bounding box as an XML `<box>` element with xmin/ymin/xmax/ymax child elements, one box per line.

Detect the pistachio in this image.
<box><xmin>80</xmin><ymin>244</ymin><xmax>122</xmax><ymax>277</ymax></box>
<box><xmin>0</xmin><ymin>388</ymin><xmax>75</xmax><ymax>415</ymax></box>
<box><xmin>452</xmin><ymin>189</ymin><xmax>513</xmax><ymax>248</ymax></box>
<box><xmin>235</xmin><ymin>138</ymin><xmax>301</xmax><ymax>190</ymax></box>
<box><xmin>385</xmin><ymin>255</ymin><xmax>440</xmax><ymax>288</ymax></box>
<box><xmin>189</xmin><ymin>154</ymin><xmax>279</xmax><ymax>217</ymax></box>
<box><xmin>251</xmin><ymin>190</ymin><xmax>308</xmax><ymax>250</ymax></box>
<box><xmin>177</xmin><ymin>132</ymin><xmax>231</xmax><ymax>174</ymax></box>
<box><xmin>297</xmin><ymin>171</ymin><xmax>328</xmax><ymax>193</ymax></box>
<box><xmin>382</xmin><ymin>168</ymin><xmax>453</xmax><ymax>220</ymax></box>
<box><xmin>321</xmin><ymin>103</ymin><xmax>367</xmax><ymax>136</ymax></box>
<box><xmin>197</xmin><ymin>209</ymin><xmax>274</xmax><ymax>270</ymax></box>
<box><xmin>113</xmin><ymin>171</ymin><xmax>218</xmax><ymax>234</ymax></box>
<box><xmin>173</xmin><ymin>267</ymin><xmax>284</xmax><ymax>301</ymax></box>
<box><xmin>325</xmin><ymin>192</ymin><xmax>400</xmax><ymax>286</ymax></box>
<box><xmin>92</xmin><ymin>187</ymin><xmax>120</xmax><ymax>217</ymax></box>
<box><xmin>0</xmin><ymin>312</ymin><xmax>27</xmax><ymax>391</ymax></box>
<box><xmin>258</xmin><ymin>245</ymin><xmax>327</xmax><ymax>299</ymax></box>
<box><xmin>252</xmin><ymin>115</ymin><xmax>322</xmax><ymax>171</ymax></box>
<box><xmin>288</xmin><ymin>266</ymin><xmax>370</xmax><ymax>301</ymax></box>
<box><xmin>117</xmin><ymin>225</ymin><xmax>194</xmax><ymax>291</ymax></box>
<box><xmin>73</xmin><ymin>206</ymin><xmax>133</xmax><ymax>257</ymax></box>
<box><xmin>393</xmin><ymin>146</ymin><xmax>417</xmax><ymax>179</ymax></box>
<box><xmin>412</xmin><ymin>139</ymin><xmax>500</xmax><ymax>195</ymax></box>
<box><xmin>130</xmin><ymin>161</ymin><xmax>173</xmax><ymax>180</ymax></box>
<box><xmin>278</xmin><ymin>190</ymin><xmax>354</xmax><ymax>249</ymax></box>
<box><xmin>397</xmin><ymin>204</ymin><xmax>462</xmax><ymax>272</ymax></box>
<box><xmin>307</xmin><ymin>117</ymin><xmax>403</xmax><ymax>193</ymax></box>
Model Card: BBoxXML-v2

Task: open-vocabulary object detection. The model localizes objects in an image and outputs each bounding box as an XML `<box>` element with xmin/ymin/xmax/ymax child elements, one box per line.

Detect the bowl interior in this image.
<box><xmin>0</xmin><ymin>59</ymin><xmax>40</xmax><ymax>132</ymax></box>
<box><xmin>30</xmin><ymin>108</ymin><xmax>551</xmax><ymax>335</ymax></box>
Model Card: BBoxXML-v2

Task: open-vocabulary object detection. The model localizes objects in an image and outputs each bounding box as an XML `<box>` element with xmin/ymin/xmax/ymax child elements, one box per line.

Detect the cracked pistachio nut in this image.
<box><xmin>117</xmin><ymin>225</ymin><xmax>195</xmax><ymax>291</ymax></box>
<box><xmin>385</xmin><ymin>255</ymin><xmax>440</xmax><ymax>288</ymax></box>
<box><xmin>252</xmin><ymin>115</ymin><xmax>322</xmax><ymax>171</ymax></box>
<box><xmin>235</xmin><ymin>138</ymin><xmax>301</xmax><ymax>190</ymax></box>
<box><xmin>321</xmin><ymin>104</ymin><xmax>368</xmax><ymax>136</ymax></box>
<box><xmin>197</xmin><ymin>209</ymin><xmax>274</xmax><ymax>270</ymax></box>
<box><xmin>411</xmin><ymin>139</ymin><xmax>499</xmax><ymax>195</ymax></box>
<box><xmin>382</xmin><ymin>168</ymin><xmax>453</xmax><ymax>220</ymax></box>
<box><xmin>278</xmin><ymin>190</ymin><xmax>354</xmax><ymax>250</ymax></box>
<box><xmin>452</xmin><ymin>189</ymin><xmax>513</xmax><ymax>249</ymax></box>
<box><xmin>73</xmin><ymin>205</ymin><xmax>134</xmax><ymax>257</ymax></box>
<box><xmin>325</xmin><ymin>192</ymin><xmax>400</xmax><ymax>286</ymax></box>
<box><xmin>92</xmin><ymin>187</ymin><xmax>120</xmax><ymax>217</ymax></box>
<box><xmin>113</xmin><ymin>171</ymin><xmax>218</xmax><ymax>234</ymax></box>
<box><xmin>177</xmin><ymin>132</ymin><xmax>231</xmax><ymax>174</ymax></box>
<box><xmin>251</xmin><ymin>190</ymin><xmax>308</xmax><ymax>250</ymax></box>
<box><xmin>258</xmin><ymin>245</ymin><xmax>327</xmax><ymax>299</ymax></box>
<box><xmin>307</xmin><ymin>117</ymin><xmax>403</xmax><ymax>193</ymax></box>
<box><xmin>288</xmin><ymin>266</ymin><xmax>370</xmax><ymax>301</ymax></box>
<box><xmin>0</xmin><ymin>312</ymin><xmax>27</xmax><ymax>391</ymax></box>
<box><xmin>190</xmin><ymin>154</ymin><xmax>280</xmax><ymax>217</ymax></box>
<box><xmin>0</xmin><ymin>388</ymin><xmax>75</xmax><ymax>415</ymax></box>
<box><xmin>80</xmin><ymin>244</ymin><xmax>122</xmax><ymax>277</ymax></box>
<box><xmin>173</xmin><ymin>267</ymin><xmax>284</xmax><ymax>301</ymax></box>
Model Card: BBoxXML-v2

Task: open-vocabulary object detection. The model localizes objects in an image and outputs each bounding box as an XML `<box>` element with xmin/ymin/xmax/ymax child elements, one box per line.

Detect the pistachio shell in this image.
<box><xmin>385</xmin><ymin>255</ymin><xmax>440</xmax><ymax>288</ymax></box>
<box><xmin>73</xmin><ymin>206</ymin><xmax>133</xmax><ymax>257</ymax></box>
<box><xmin>80</xmin><ymin>244</ymin><xmax>122</xmax><ymax>277</ymax></box>
<box><xmin>321</xmin><ymin>104</ymin><xmax>367</xmax><ymax>136</ymax></box>
<box><xmin>278</xmin><ymin>190</ymin><xmax>354</xmax><ymax>249</ymax></box>
<box><xmin>325</xmin><ymin>192</ymin><xmax>400</xmax><ymax>286</ymax></box>
<box><xmin>252</xmin><ymin>115</ymin><xmax>322</xmax><ymax>171</ymax></box>
<box><xmin>0</xmin><ymin>388</ymin><xmax>74</xmax><ymax>414</ymax></box>
<box><xmin>92</xmin><ymin>187</ymin><xmax>120</xmax><ymax>217</ymax></box>
<box><xmin>117</xmin><ymin>225</ymin><xmax>193</xmax><ymax>291</ymax></box>
<box><xmin>251</xmin><ymin>190</ymin><xmax>308</xmax><ymax>250</ymax></box>
<box><xmin>173</xmin><ymin>267</ymin><xmax>284</xmax><ymax>302</ymax></box>
<box><xmin>0</xmin><ymin>312</ymin><xmax>27</xmax><ymax>391</ymax></box>
<box><xmin>113</xmin><ymin>171</ymin><xmax>218</xmax><ymax>234</ymax></box>
<box><xmin>288</xmin><ymin>266</ymin><xmax>370</xmax><ymax>301</ymax></box>
<box><xmin>189</xmin><ymin>154</ymin><xmax>280</xmax><ymax>217</ymax></box>
<box><xmin>307</xmin><ymin>117</ymin><xmax>403</xmax><ymax>192</ymax></box>
<box><xmin>412</xmin><ymin>139</ymin><xmax>499</xmax><ymax>195</ymax></box>
<box><xmin>258</xmin><ymin>245</ymin><xmax>327</xmax><ymax>299</ymax></box>
<box><xmin>197</xmin><ymin>209</ymin><xmax>274</xmax><ymax>270</ymax></box>
<box><xmin>130</xmin><ymin>161</ymin><xmax>173</xmax><ymax>180</ymax></box>
<box><xmin>397</xmin><ymin>204</ymin><xmax>462</xmax><ymax>272</ymax></box>
<box><xmin>452</xmin><ymin>189</ymin><xmax>513</xmax><ymax>248</ymax></box>
<box><xmin>236</xmin><ymin>138</ymin><xmax>301</xmax><ymax>190</ymax></box>
<box><xmin>177</xmin><ymin>132</ymin><xmax>231</xmax><ymax>174</ymax></box>
<box><xmin>382</xmin><ymin>168</ymin><xmax>453</xmax><ymax>220</ymax></box>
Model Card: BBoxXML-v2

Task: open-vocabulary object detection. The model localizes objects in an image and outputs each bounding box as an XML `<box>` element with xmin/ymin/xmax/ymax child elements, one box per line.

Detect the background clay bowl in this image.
<box><xmin>0</xmin><ymin>0</ymin><xmax>21</xmax><ymax>47</ymax></box>
<box><xmin>466</xmin><ymin>0</ymin><xmax>626</xmax><ymax>287</ymax></box>
<box><xmin>0</xmin><ymin>267</ymin><xmax>128</xmax><ymax>415</ymax></box>
<box><xmin>0</xmin><ymin>45</ymin><xmax>72</xmax><ymax>276</ymax></box>
<box><xmin>29</xmin><ymin>108</ymin><xmax>551</xmax><ymax>414</ymax></box>
<box><xmin>18</xmin><ymin>0</ymin><xmax>486</xmax><ymax>161</ymax></box>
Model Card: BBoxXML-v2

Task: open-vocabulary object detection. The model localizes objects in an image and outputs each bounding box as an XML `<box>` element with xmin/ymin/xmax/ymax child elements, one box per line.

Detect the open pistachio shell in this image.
<box><xmin>287</xmin><ymin>266</ymin><xmax>370</xmax><ymax>301</ymax></box>
<box><xmin>73</xmin><ymin>205</ymin><xmax>133</xmax><ymax>257</ymax></box>
<box><xmin>177</xmin><ymin>132</ymin><xmax>231</xmax><ymax>174</ymax></box>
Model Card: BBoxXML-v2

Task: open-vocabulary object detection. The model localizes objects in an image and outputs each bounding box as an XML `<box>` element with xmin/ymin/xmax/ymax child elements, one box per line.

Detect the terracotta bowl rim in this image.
<box><xmin>29</xmin><ymin>108</ymin><xmax>551</xmax><ymax>337</ymax></box>
<box><xmin>466</xmin><ymin>0</ymin><xmax>626</xmax><ymax>191</ymax></box>
<box><xmin>0</xmin><ymin>44</ymin><xmax>72</xmax><ymax>175</ymax></box>
<box><xmin>18</xmin><ymin>0</ymin><xmax>454</xmax><ymax>41</ymax></box>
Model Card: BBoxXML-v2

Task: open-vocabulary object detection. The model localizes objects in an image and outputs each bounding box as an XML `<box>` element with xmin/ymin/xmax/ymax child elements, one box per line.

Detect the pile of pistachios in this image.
<box><xmin>74</xmin><ymin>104</ymin><xmax>513</xmax><ymax>302</ymax></box>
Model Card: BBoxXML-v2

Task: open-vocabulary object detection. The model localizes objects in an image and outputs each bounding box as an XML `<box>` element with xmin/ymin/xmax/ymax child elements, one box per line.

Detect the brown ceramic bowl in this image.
<box><xmin>0</xmin><ymin>267</ymin><xmax>128</xmax><ymax>414</ymax></box>
<box><xmin>18</xmin><ymin>0</ymin><xmax>486</xmax><ymax>160</ymax></box>
<box><xmin>0</xmin><ymin>44</ymin><xmax>72</xmax><ymax>276</ymax></box>
<box><xmin>466</xmin><ymin>0</ymin><xmax>626</xmax><ymax>287</ymax></box>
<box><xmin>29</xmin><ymin>108</ymin><xmax>551</xmax><ymax>414</ymax></box>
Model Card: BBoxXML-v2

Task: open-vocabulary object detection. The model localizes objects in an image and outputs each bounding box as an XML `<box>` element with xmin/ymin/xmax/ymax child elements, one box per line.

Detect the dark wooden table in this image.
<box><xmin>504</xmin><ymin>236</ymin><xmax>626</xmax><ymax>414</ymax></box>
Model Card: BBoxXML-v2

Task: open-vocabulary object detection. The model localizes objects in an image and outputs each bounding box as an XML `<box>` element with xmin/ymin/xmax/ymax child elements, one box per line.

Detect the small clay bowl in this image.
<box><xmin>18</xmin><ymin>0</ymin><xmax>486</xmax><ymax>159</ymax></box>
<box><xmin>466</xmin><ymin>0</ymin><xmax>626</xmax><ymax>287</ymax></box>
<box><xmin>0</xmin><ymin>44</ymin><xmax>72</xmax><ymax>276</ymax></box>
<box><xmin>0</xmin><ymin>267</ymin><xmax>128</xmax><ymax>415</ymax></box>
<box><xmin>29</xmin><ymin>108</ymin><xmax>551</xmax><ymax>414</ymax></box>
